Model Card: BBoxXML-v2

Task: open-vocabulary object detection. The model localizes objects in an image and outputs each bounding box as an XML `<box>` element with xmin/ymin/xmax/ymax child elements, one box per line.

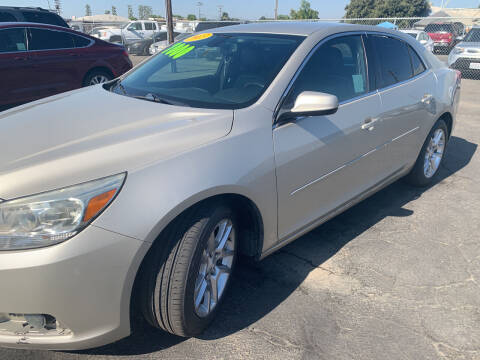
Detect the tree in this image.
<box><xmin>278</xmin><ymin>14</ymin><xmax>290</xmax><ymax>20</ymax></box>
<box><xmin>290</xmin><ymin>0</ymin><xmax>318</xmax><ymax>20</ymax></box>
<box><xmin>173</xmin><ymin>14</ymin><xmax>184</xmax><ymax>19</ymax></box>
<box><xmin>104</xmin><ymin>10</ymin><xmax>111</xmax><ymax>14</ymax></box>
<box><xmin>345</xmin><ymin>0</ymin><xmax>430</xmax><ymax>18</ymax></box>
<box><xmin>187</xmin><ymin>14</ymin><xmax>197</xmax><ymax>20</ymax></box>
<box><xmin>111</xmin><ymin>6</ymin><xmax>117</xmax><ymax>16</ymax></box>
<box><xmin>221</xmin><ymin>12</ymin><xmax>230</xmax><ymax>20</ymax></box>
<box><xmin>85</xmin><ymin>4</ymin><xmax>92</xmax><ymax>16</ymax></box>
<box><xmin>127</xmin><ymin>5</ymin><xmax>136</xmax><ymax>20</ymax></box>
<box><xmin>138</xmin><ymin>5</ymin><xmax>153</xmax><ymax>20</ymax></box>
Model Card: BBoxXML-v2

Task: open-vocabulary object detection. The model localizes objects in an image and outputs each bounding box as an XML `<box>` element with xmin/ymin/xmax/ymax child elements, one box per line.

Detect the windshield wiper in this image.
<box><xmin>133</xmin><ymin>93</ymin><xmax>188</xmax><ymax>107</ymax></box>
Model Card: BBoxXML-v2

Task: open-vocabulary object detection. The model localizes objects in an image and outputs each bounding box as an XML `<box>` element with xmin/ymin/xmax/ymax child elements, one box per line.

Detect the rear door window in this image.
<box><xmin>144</xmin><ymin>22</ymin><xmax>155</xmax><ymax>30</ymax></box>
<box><xmin>0</xmin><ymin>27</ymin><xmax>27</xmax><ymax>53</ymax></box>
<box><xmin>28</xmin><ymin>28</ymin><xmax>74</xmax><ymax>51</ymax></box>
<box><xmin>371</xmin><ymin>35</ymin><xmax>413</xmax><ymax>89</ymax></box>
<box><xmin>0</xmin><ymin>11</ymin><xmax>17</xmax><ymax>22</ymax></box>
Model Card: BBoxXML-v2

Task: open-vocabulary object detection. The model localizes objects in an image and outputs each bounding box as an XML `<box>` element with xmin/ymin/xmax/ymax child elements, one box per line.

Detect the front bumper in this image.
<box><xmin>0</xmin><ymin>225</ymin><xmax>149</xmax><ymax>350</ymax></box>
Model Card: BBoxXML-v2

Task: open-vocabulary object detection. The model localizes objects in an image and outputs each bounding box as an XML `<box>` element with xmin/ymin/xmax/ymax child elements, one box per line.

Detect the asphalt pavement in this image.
<box><xmin>1</xmin><ymin>55</ymin><xmax>479</xmax><ymax>360</ymax></box>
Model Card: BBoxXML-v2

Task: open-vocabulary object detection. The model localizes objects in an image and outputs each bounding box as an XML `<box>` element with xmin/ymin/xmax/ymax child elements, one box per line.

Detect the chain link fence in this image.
<box><xmin>69</xmin><ymin>17</ymin><xmax>480</xmax><ymax>79</ymax></box>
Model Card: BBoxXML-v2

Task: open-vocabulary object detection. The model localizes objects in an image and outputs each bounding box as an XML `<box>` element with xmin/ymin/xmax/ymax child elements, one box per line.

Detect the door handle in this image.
<box><xmin>361</xmin><ymin>117</ymin><xmax>378</xmax><ymax>131</ymax></box>
<box><xmin>421</xmin><ymin>94</ymin><xmax>433</xmax><ymax>105</ymax></box>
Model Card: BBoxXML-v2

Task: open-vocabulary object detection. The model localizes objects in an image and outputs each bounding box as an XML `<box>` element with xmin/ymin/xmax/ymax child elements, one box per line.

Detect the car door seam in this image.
<box><xmin>290</xmin><ymin>126</ymin><xmax>419</xmax><ymax>196</ymax></box>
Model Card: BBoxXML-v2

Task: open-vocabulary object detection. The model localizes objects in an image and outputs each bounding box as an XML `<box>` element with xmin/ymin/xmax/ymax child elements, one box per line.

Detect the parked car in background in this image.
<box><xmin>0</xmin><ymin>6</ymin><xmax>68</xmax><ymax>27</ymax></box>
<box><xmin>149</xmin><ymin>32</ymin><xmax>191</xmax><ymax>55</ymax></box>
<box><xmin>400</xmin><ymin>29</ymin><xmax>434</xmax><ymax>52</ymax></box>
<box><xmin>127</xmin><ymin>30</ymin><xmax>171</xmax><ymax>56</ymax></box>
<box><xmin>0</xmin><ymin>23</ymin><xmax>460</xmax><ymax>350</ymax></box>
<box><xmin>449</xmin><ymin>26</ymin><xmax>480</xmax><ymax>76</ymax></box>
<box><xmin>195</xmin><ymin>21</ymin><xmax>241</xmax><ymax>32</ymax></box>
<box><xmin>92</xmin><ymin>20</ymin><xmax>160</xmax><ymax>43</ymax></box>
<box><xmin>0</xmin><ymin>22</ymin><xmax>132</xmax><ymax>109</ymax></box>
<box><xmin>425</xmin><ymin>23</ymin><xmax>462</xmax><ymax>53</ymax></box>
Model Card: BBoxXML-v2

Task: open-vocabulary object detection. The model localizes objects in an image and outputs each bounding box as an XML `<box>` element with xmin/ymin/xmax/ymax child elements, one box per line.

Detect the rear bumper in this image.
<box><xmin>0</xmin><ymin>225</ymin><xmax>149</xmax><ymax>350</ymax></box>
<box><xmin>449</xmin><ymin>57</ymin><xmax>480</xmax><ymax>71</ymax></box>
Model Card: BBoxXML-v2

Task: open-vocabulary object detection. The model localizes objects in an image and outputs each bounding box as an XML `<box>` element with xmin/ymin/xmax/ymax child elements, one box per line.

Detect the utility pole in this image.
<box><xmin>274</xmin><ymin>0</ymin><xmax>278</xmax><ymax>20</ymax></box>
<box><xmin>165</xmin><ymin>0</ymin><xmax>174</xmax><ymax>44</ymax></box>
<box><xmin>197</xmin><ymin>2</ymin><xmax>203</xmax><ymax>20</ymax></box>
<box><xmin>217</xmin><ymin>5</ymin><xmax>223</xmax><ymax>20</ymax></box>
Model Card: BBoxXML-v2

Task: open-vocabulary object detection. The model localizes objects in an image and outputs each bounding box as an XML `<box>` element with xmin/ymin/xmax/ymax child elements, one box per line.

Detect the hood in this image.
<box><xmin>0</xmin><ymin>86</ymin><xmax>233</xmax><ymax>199</ymax></box>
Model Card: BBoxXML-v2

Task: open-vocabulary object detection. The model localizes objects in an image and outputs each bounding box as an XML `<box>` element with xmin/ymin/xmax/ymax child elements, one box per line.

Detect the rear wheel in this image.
<box><xmin>405</xmin><ymin>119</ymin><xmax>448</xmax><ymax>187</ymax></box>
<box><xmin>140</xmin><ymin>203</ymin><xmax>237</xmax><ymax>337</ymax></box>
<box><xmin>83</xmin><ymin>70</ymin><xmax>113</xmax><ymax>87</ymax></box>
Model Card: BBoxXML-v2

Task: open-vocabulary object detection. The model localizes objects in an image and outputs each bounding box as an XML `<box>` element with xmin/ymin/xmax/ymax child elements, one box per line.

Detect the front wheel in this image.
<box><xmin>405</xmin><ymin>119</ymin><xmax>448</xmax><ymax>187</ymax></box>
<box><xmin>140</xmin><ymin>203</ymin><xmax>237</xmax><ymax>337</ymax></box>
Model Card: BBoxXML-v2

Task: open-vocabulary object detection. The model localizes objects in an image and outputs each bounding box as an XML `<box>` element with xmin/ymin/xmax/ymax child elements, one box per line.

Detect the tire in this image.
<box><xmin>82</xmin><ymin>70</ymin><xmax>113</xmax><ymax>87</ymax></box>
<box><xmin>140</xmin><ymin>202</ymin><xmax>238</xmax><ymax>337</ymax></box>
<box><xmin>405</xmin><ymin>119</ymin><xmax>449</xmax><ymax>187</ymax></box>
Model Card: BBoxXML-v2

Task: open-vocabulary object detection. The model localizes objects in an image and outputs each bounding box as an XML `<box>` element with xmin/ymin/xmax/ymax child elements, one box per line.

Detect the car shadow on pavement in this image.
<box><xmin>70</xmin><ymin>135</ymin><xmax>476</xmax><ymax>356</ymax></box>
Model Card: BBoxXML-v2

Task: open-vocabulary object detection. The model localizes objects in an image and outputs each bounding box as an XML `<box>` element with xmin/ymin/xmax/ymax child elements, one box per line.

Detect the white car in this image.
<box><xmin>92</xmin><ymin>20</ymin><xmax>160</xmax><ymax>43</ymax></box>
<box><xmin>400</xmin><ymin>30</ymin><xmax>434</xmax><ymax>53</ymax></box>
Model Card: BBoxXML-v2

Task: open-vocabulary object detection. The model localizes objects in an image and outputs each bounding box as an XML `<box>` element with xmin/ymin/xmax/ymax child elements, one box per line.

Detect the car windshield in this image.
<box><xmin>464</xmin><ymin>29</ymin><xmax>480</xmax><ymax>42</ymax></box>
<box><xmin>425</xmin><ymin>24</ymin><xmax>453</xmax><ymax>33</ymax></box>
<box><xmin>112</xmin><ymin>32</ymin><xmax>305</xmax><ymax>109</ymax></box>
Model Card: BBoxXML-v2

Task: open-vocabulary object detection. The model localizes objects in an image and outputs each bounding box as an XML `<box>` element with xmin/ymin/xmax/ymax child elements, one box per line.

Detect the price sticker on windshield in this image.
<box><xmin>184</xmin><ymin>33</ymin><xmax>213</xmax><ymax>42</ymax></box>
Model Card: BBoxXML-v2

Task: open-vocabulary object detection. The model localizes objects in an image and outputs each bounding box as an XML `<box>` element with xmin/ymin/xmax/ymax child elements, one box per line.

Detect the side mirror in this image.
<box><xmin>277</xmin><ymin>91</ymin><xmax>339</xmax><ymax>124</ymax></box>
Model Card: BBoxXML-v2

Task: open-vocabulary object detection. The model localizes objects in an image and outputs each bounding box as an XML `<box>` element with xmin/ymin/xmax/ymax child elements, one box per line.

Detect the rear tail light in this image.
<box><xmin>455</xmin><ymin>70</ymin><xmax>462</xmax><ymax>81</ymax></box>
<box><xmin>122</xmin><ymin>49</ymin><xmax>129</xmax><ymax>58</ymax></box>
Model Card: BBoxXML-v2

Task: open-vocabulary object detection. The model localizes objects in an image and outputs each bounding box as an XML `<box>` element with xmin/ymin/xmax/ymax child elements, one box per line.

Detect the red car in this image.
<box><xmin>0</xmin><ymin>22</ymin><xmax>132</xmax><ymax>109</ymax></box>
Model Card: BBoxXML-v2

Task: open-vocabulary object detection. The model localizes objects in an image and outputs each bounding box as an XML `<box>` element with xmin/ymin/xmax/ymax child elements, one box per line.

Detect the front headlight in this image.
<box><xmin>453</xmin><ymin>47</ymin><xmax>465</xmax><ymax>54</ymax></box>
<box><xmin>0</xmin><ymin>173</ymin><xmax>125</xmax><ymax>251</ymax></box>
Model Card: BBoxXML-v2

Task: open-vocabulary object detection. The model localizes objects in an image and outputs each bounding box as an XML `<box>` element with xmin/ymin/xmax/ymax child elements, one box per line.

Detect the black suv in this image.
<box><xmin>0</xmin><ymin>6</ymin><xmax>68</xmax><ymax>28</ymax></box>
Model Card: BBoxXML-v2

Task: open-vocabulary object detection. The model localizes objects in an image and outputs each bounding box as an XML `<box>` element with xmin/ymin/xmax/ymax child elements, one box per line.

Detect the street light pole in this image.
<box><xmin>274</xmin><ymin>0</ymin><xmax>278</xmax><ymax>20</ymax></box>
<box><xmin>165</xmin><ymin>0</ymin><xmax>174</xmax><ymax>44</ymax></box>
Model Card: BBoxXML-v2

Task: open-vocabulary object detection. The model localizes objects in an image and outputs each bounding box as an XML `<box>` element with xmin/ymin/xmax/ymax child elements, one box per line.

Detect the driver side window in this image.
<box><xmin>283</xmin><ymin>35</ymin><xmax>368</xmax><ymax>108</ymax></box>
<box><xmin>128</xmin><ymin>22</ymin><xmax>142</xmax><ymax>31</ymax></box>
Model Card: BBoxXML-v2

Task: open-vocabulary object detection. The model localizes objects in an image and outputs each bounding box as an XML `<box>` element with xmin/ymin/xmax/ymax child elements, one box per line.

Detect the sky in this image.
<box><xmin>3</xmin><ymin>0</ymin><xmax>480</xmax><ymax>20</ymax></box>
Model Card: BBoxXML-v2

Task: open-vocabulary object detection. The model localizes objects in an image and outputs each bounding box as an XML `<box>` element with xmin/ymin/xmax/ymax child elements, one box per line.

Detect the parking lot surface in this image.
<box><xmin>1</xmin><ymin>59</ymin><xmax>479</xmax><ymax>360</ymax></box>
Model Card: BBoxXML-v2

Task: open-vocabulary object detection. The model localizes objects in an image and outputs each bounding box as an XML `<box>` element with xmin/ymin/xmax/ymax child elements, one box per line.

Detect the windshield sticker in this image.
<box><xmin>162</xmin><ymin>42</ymin><xmax>195</xmax><ymax>59</ymax></box>
<box><xmin>183</xmin><ymin>33</ymin><xmax>213</xmax><ymax>42</ymax></box>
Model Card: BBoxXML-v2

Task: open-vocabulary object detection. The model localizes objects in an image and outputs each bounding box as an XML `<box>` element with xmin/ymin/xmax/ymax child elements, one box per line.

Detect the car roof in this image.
<box><xmin>0</xmin><ymin>22</ymin><xmax>68</xmax><ymax>30</ymax></box>
<box><xmin>205</xmin><ymin>22</ymin><xmax>349</xmax><ymax>36</ymax></box>
<box><xmin>204</xmin><ymin>21</ymin><xmax>421</xmax><ymax>38</ymax></box>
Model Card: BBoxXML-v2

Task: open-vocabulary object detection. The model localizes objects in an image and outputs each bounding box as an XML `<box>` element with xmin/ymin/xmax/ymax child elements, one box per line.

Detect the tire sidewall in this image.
<box><xmin>182</xmin><ymin>205</ymin><xmax>238</xmax><ymax>336</ymax></box>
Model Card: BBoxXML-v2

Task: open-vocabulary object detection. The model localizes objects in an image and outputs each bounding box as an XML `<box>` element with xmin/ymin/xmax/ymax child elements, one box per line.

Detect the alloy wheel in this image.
<box><xmin>89</xmin><ymin>75</ymin><xmax>110</xmax><ymax>85</ymax></box>
<box><xmin>194</xmin><ymin>219</ymin><xmax>235</xmax><ymax>318</ymax></box>
<box><xmin>423</xmin><ymin>128</ymin><xmax>446</xmax><ymax>178</ymax></box>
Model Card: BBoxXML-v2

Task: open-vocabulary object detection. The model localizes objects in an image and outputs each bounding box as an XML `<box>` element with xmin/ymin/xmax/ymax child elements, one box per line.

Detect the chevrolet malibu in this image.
<box><xmin>0</xmin><ymin>23</ymin><xmax>461</xmax><ymax>350</ymax></box>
